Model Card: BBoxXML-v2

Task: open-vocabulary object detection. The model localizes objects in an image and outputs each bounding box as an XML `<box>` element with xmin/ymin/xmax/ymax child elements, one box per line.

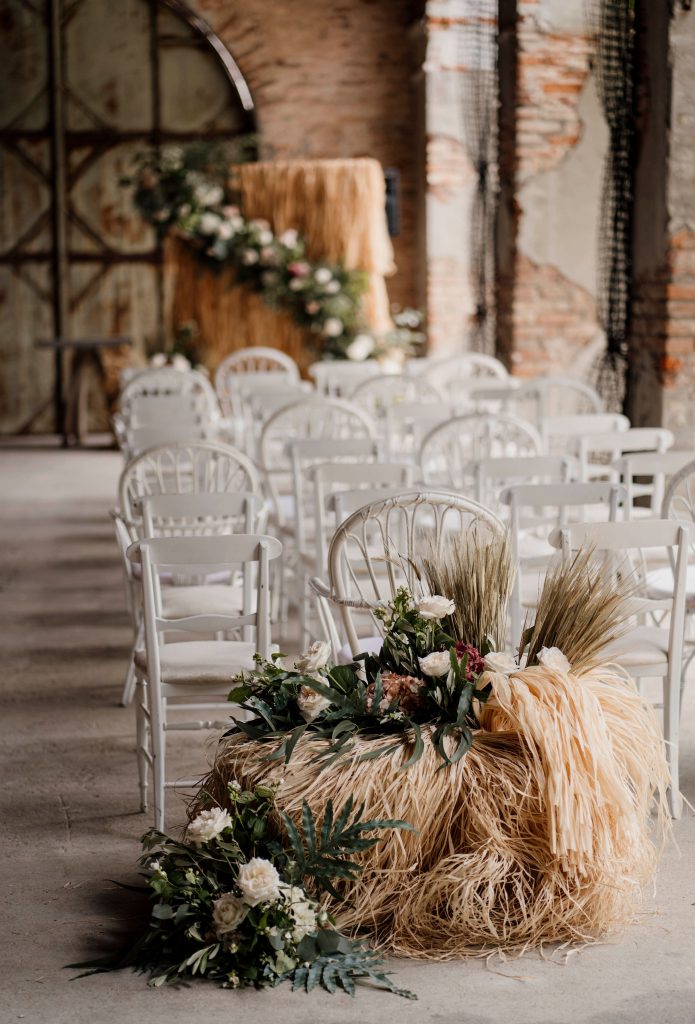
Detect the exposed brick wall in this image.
<box><xmin>500</xmin><ymin>255</ymin><xmax>598</xmax><ymax>377</ymax></box>
<box><xmin>195</xmin><ymin>0</ymin><xmax>424</xmax><ymax>314</ymax></box>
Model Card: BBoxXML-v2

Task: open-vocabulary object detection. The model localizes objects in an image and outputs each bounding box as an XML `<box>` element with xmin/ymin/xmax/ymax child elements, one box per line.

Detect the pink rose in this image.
<box><xmin>288</xmin><ymin>261</ymin><xmax>310</xmax><ymax>277</ymax></box>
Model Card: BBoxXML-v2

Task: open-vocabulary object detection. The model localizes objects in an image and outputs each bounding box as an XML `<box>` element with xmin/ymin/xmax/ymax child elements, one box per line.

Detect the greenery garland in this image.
<box><xmin>123</xmin><ymin>144</ymin><xmax>422</xmax><ymax>361</ymax></box>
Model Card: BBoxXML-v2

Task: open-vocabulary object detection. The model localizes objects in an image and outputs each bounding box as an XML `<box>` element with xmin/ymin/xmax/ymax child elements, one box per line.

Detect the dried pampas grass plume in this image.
<box><xmin>521</xmin><ymin>546</ymin><xmax>637</xmax><ymax>672</ymax></box>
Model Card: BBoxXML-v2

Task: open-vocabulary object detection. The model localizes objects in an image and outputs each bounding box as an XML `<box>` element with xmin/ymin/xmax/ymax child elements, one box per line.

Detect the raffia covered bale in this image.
<box><xmin>195</xmin><ymin>664</ymin><xmax>669</xmax><ymax>959</ymax></box>
<box><xmin>238</xmin><ymin>158</ymin><xmax>395</xmax><ymax>334</ymax></box>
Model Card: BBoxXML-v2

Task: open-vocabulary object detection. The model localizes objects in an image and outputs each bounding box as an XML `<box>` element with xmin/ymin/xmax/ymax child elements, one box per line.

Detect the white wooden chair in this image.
<box><xmin>349</xmin><ymin>372</ymin><xmax>444</xmax><ymax>422</ymax></box>
<box><xmin>315</xmin><ymin>489</ymin><xmax>504</xmax><ymax>659</ymax></box>
<box><xmin>420</xmin><ymin>353</ymin><xmax>509</xmax><ymax>402</ymax></box>
<box><xmin>577</xmin><ymin>427</ymin><xmax>674</xmax><ymax>488</ymax></box>
<box><xmin>501</xmin><ymin>481</ymin><xmax>628</xmax><ymax>641</ymax></box>
<box><xmin>549</xmin><ymin>518</ymin><xmax>692</xmax><ymax>817</ymax></box>
<box><xmin>118</xmin><ymin>440</ymin><xmax>261</xmax><ymax>539</ymax></box>
<box><xmin>215</xmin><ymin>346</ymin><xmax>300</xmax><ymax>408</ymax></box>
<box><xmin>115</xmin><ymin>489</ymin><xmax>265</xmax><ymax>708</ymax></box>
<box><xmin>309</xmin><ymin>360</ymin><xmax>390</xmax><ymax>397</ymax></box>
<box><xmin>420</xmin><ymin>413</ymin><xmax>542</xmax><ymax>492</ymax></box>
<box><xmin>518</xmin><ymin>376</ymin><xmax>603</xmax><ymax>422</ymax></box>
<box><xmin>541</xmin><ymin>412</ymin><xmax>630</xmax><ymax>455</ymax></box>
<box><xmin>129</xmin><ymin>532</ymin><xmax>282</xmax><ymax>829</ymax></box>
<box><xmin>614</xmin><ymin>449</ymin><xmax>695</xmax><ymax>517</ymax></box>
<box><xmin>258</xmin><ymin>396</ymin><xmax>377</xmax><ymax>534</ymax></box>
<box><xmin>473</xmin><ymin>454</ymin><xmax>578</xmax><ymax>511</ymax></box>
<box><xmin>649</xmin><ymin>458</ymin><xmax>695</xmax><ymax>655</ymax></box>
<box><xmin>120</xmin><ymin>367</ymin><xmax>219</xmax><ymax>421</ymax></box>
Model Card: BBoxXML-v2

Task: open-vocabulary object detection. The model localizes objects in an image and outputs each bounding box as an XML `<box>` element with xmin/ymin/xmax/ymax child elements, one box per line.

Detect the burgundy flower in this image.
<box><xmin>454</xmin><ymin>642</ymin><xmax>484</xmax><ymax>680</ymax></box>
<box><xmin>366</xmin><ymin>672</ymin><xmax>425</xmax><ymax>715</ymax></box>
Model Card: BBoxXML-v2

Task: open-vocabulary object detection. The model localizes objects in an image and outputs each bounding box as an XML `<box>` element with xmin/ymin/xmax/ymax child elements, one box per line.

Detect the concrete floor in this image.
<box><xmin>2</xmin><ymin>446</ymin><xmax>695</xmax><ymax>1024</ymax></box>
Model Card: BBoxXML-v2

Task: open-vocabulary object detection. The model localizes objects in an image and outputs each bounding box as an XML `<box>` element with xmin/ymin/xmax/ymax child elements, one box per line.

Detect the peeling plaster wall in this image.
<box><xmin>423</xmin><ymin>0</ymin><xmax>477</xmax><ymax>354</ymax></box>
<box><xmin>499</xmin><ymin>0</ymin><xmax>607</xmax><ymax>381</ymax></box>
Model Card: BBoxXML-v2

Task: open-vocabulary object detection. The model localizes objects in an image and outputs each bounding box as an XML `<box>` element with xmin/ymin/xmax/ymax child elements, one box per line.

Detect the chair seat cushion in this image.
<box><xmin>135</xmin><ymin>641</ymin><xmax>263</xmax><ymax>684</ymax></box>
<box><xmin>161</xmin><ymin>584</ymin><xmax>249</xmax><ymax>619</ymax></box>
<box><xmin>647</xmin><ymin>565</ymin><xmax>695</xmax><ymax>606</ymax></box>
<box><xmin>337</xmin><ymin>635</ymin><xmax>383</xmax><ymax>665</ymax></box>
<box><xmin>602</xmin><ymin>627</ymin><xmax>670</xmax><ymax>671</ymax></box>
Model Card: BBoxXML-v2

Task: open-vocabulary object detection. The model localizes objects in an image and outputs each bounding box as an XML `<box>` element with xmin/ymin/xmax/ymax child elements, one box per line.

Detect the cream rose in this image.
<box><xmin>281</xmin><ymin>884</ymin><xmax>318</xmax><ymax>942</ymax></box>
<box><xmin>345</xmin><ymin>334</ymin><xmax>375</xmax><ymax>361</ymax></box>
<box><xmin>322</xmin><ymin>317</ymin><xmax>343</xmax><ymax>338</ymax></box>
<box><xmin>295</xmin><ymin>640</ymin><xmax>331</xmax><ymax>674</ymax></box>
<box><xmin>212</xmin><ymin>893</ymin><xmax>248</xmax><ymax>936</ymax></box>
<box><xmin>187</xmin><ymin>807</ymin><xmax>233</xmax><ymax>845</ymax></box>
<box><xmin>417</xmin><ymin>595</ymin><xmax>456</xmax><ymax>620</ymax></box>
<box><xmin>538</xmin><ymin>646</ymin><xmax>571</xmax><ymax>674</ymax></box>
<box><xmin>419</xmin><ymin>650</ymin><xmax>451</xmax><ymax>678</ymax></box>
<box><xmin>237</xmin><ymin>857</ymin><xmax>282</xmax><ymax>907</ymax></box>
<box><xmin>484</xmin><ymin>651</ymin><xmax>518</xmax><ymax>675</ymax></box>
<box><xmin>297</xmin><ymin>685</ymin><xmax>332</xmax><ymax>723</ymax></box>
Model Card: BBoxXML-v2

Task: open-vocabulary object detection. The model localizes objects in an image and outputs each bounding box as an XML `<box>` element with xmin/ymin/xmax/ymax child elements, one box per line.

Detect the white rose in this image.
<box><xmin>187</xmin><ymin>807</ymin><xmax>233</xmax><ymax>845</ymax></box>
<box><xmin>279</xmin><ymin>228</ymin><xmax>299</xmax><ymax>247</ymax></box>
<box><xmin>171</xmin><ymin>354</ymin><xmax>190</xmax><ymax>371</ymax></box>
<box><xmin>418</xmin><ymin>650</ymin><xmax>452</xmax><ymax>678</ymax></box>
<box><xmin>297</xmin><ymin>685</ymin><xmax>332</xmax><ymax>723</ymax></box>
<box><xmin>288</xmin><ymin>277</ymin><xmax>305</xmax><ymax>291</ymax></box>
<box><xmin>250</xmin><ymin>218</ymin><xmax>270</xmax><ymax>231</ymax></box>
<box><xmin>345</xmin><ymin>334</ymin><xmax>375</xmax><ymax>361</ymax></box>
<box><xmin>538</xmin><ymin>646</ymin><xmax>571</xmax><ymax>674</ymax></box>
<box><xmin>280</xmin><ymin>884</ymin><xmax>318</xmax><ymax>942</ymax></box>
<box><xmin>199</xmin><ymin>212</ymin><xmax>221</xmax><ymax>235</ymax></box>
<box><xmin>325</xmin><ymin>280</ymin><xmax>341</xmax><ymax>295</ymax></box>
<box><xmin>295</xmin><ymin>640</ymin><xmax>331</xmax><ymax>674</ymax></box>
<box><xmin>149</xmin><ymin>353</ymin><xmax>166</xmax><ymax>368</ymax></box>
<box><xmin>217</xmin><ymin>220</ymin><xmax>237</xmax><ymax>241</ymax></box>
<box><xmin>322</xmin><ymin>317</ymin><xmax>343</xmax><ymax>338</ymax></box>
<box><xmin>484</xmin><ymin>651</ymin><xmax>518</xmax><ymax>675</ymax></box>
<box><xmin>242</xmin><ymin>249</ymin><xmax>259</xmax><ymax>265</ymax></box>
<box><xmin>237</xmin><ymin>857</ymin><xmax>282</xmax><ymax>906</ymax></box>
<box><xmin>417</xmin><ymin>595</ymin><xmax>456</xmax><ymax>620</ymax></box>
<box><xmin>213</xmin><ymin>892</ymin><xmax>248</xmax><ymax>936</ymax></box>
<box><xmin>195</xmin><ymin>183</ymin><xmax>224</xmax><ymax>208</ymax></box>
<box><xmin>258</xmin><ymin>229</ymin><xmax>274</xmax><ymax>246</ymax></box>
<box><xmin>314</xmin><ymin>267</ymin><xmax>333</xmax><ymax>285</ymax></box>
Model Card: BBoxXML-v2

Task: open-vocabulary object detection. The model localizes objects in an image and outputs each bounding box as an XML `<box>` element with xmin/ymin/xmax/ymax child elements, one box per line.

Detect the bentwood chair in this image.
<box><xmin>313</xmin><ymin>489</ymin><xmax>504</xmax><ymax>660</ymax></box>
<box><xmin>549</xmin><ymin>518</ymin><xmax>692</xmax><ymax>817</ymax></box>
<box><xmin>129</xmin><ymin>533</ymin><xmax>282</xmax><ymax>829</ymax></box>
<box><xmin>419</xmin><ymin>413</ymin><xmax>542</xmax><ymax>492</ymax></box>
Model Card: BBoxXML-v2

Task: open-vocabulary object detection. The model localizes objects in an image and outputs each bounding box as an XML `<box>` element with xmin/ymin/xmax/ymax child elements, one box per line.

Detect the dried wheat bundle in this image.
<box><xmin>520</xmin><ymin>546</ymin><xmax>637</xmax><ymax>671</ymax></box>
<box><xmin>419</xmin><ymin>532</ymin><xmax>514</xmax><ymax>651</ymax></box>
<box><xmin>196</xmin><ymin>663</ymin><xmax>668</xmax><ymax>959</ymax></box>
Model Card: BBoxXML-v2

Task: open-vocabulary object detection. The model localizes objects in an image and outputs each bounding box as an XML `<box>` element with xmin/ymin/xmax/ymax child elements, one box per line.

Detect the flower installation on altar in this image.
<box><xmin>123</xmin><ymin>144</ymin><xmax>423</xmax><ymax>361</ymax></box>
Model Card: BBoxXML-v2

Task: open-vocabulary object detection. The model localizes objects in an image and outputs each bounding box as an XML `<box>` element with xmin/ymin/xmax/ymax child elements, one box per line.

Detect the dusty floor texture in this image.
<box><xmin>2</xmin><ymin>446</ymin><xmax>695</xmax><ymax>1024</ymax></box>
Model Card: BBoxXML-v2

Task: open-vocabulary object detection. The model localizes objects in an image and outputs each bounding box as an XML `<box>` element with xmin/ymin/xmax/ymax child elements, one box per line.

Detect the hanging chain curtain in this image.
<box><xmin>585</xmin><ymin>0</ymin><xmax>638</xmax><ymax>409</ymax></box>
<box><xmin>458</xmin><ymin>1</ymin><xmax>498</xmax><ymax>354</ymax></box>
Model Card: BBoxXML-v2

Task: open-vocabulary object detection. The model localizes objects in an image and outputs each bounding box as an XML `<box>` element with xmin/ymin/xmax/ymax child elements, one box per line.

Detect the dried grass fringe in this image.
<box><xmin>195</xmin><ymin>663</ymin><xmax>669</xmax><ymax>959</ymax></box>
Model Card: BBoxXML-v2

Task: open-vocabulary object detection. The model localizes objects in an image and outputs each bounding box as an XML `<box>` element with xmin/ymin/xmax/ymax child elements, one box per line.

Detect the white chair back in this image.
<box><xmin>420</xmin><ymin>413</ymin><xmax>542</xmax><ymax>493</ymax></box>
<box><xmin>474</xmin><ymin>454</ymin><xmax>578</xmax><ymax>511</ymax></box>
<box><xmin>309</xmin><ymin>360</ymin><xmax>389</xmax><ymax>397</ymax></box>
<box><xmin>501</xmin><ymin>481</ymin><xmax>628</xmax><ymax>639</ymax></box>
<box><xmin>541</xmin><ymin>412</ymin><xmax>629</xmax><ymax>455</ymax></box>
<box><xmin>614</xmin><ymin>450</ymin><xmax>695</xmax><ymax>517</ymax></box>
<box><xmin>121</xmin><ymin>367</ymin><xmax>219</xmax><ymax>420</ymax></box>
<box><xmin>259</xmin><ymin>396</ymin><xmax>377</xmax><ymax>528</ymax></box>
<box><xmin>420</xmin><ymin>353</ymin><xmax>508</xmax><ymax>401</ymax></box>
<box><xmin>215</xmin><ymin>347</ymin><xmax>301</xmax><ymax>419</ymax></box>
<box><xmin>327</xmin><ymin>489</ymin><xmax>504</xmax><ymax>655</ymax></box>
<box><xmin>118</xmin><ymin>441</ymin><xmax>261</xmax><ymax>539</ymax></box>
<box><xmin>578</xmin><ymin>427</ymin><xmax>674</xmax><ymax>485</ymax></box>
